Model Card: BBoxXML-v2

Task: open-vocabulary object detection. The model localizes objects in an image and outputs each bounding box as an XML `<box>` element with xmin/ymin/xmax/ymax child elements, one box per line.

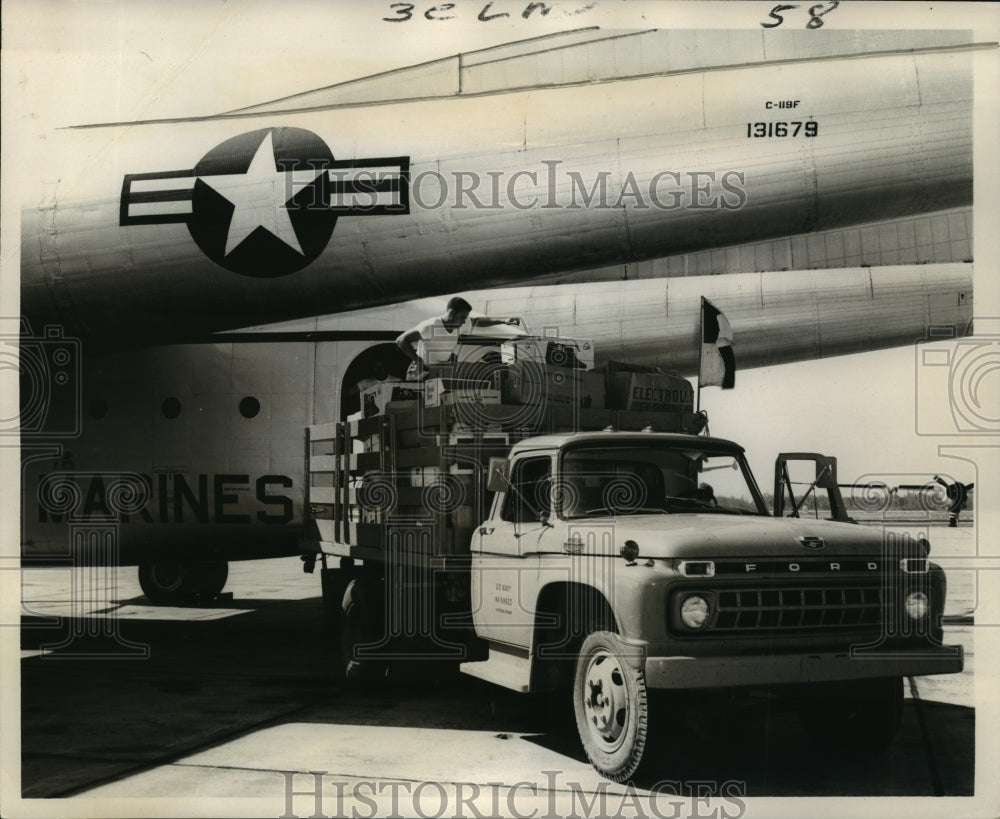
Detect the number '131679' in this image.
<box><xmin>747</xmin><ymin>121</ymin><xmax>819</xmax><ymax>138</ymax></box>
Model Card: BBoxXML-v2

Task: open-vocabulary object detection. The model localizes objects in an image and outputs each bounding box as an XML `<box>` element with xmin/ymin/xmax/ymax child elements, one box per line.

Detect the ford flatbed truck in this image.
<box><xmin>300</xmin><ymin>402</ymin><xmax>963</xmax><ymax>782</ymax></box>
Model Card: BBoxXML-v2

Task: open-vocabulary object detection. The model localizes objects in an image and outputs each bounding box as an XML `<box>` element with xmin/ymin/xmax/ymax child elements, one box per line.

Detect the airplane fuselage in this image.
<box><xmin>21</xmin><ymin>48</ymin><xmax>972</xmax><ymax>342</ymax></box>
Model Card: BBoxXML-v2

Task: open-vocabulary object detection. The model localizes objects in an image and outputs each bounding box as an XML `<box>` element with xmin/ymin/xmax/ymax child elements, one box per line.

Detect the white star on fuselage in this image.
<box><xmin>199</xmin><ymin>132</ymin><xmax>322</xmax><ymax>257</ymax></box>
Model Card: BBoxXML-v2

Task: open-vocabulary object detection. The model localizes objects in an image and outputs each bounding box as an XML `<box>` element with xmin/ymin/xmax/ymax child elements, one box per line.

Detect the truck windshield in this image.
<box><xmin>558</xmin><ymin>442</ymin><xmax>767</xmax><ymax>518</ymax></box>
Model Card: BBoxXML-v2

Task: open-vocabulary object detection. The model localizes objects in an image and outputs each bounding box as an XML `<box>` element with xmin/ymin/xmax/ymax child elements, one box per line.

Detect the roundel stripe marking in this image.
<box><xmin>119</xmin><ymin>127</ymin><xmax>409</xmax><ymax>278</ymax></box>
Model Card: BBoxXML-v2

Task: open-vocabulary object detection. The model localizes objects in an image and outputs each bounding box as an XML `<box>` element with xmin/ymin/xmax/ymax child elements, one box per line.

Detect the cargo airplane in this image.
<box><xmin>15</xmin><ymin>28</ymin><xmax>980</xmax><ymax>603</ymax></box>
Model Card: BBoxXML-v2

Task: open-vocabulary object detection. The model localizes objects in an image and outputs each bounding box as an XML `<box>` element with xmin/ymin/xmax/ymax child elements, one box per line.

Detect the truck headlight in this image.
<box><xmin>905</xmin><ymin>591</ymin><xmax>929</xmax><ymax>620</ymax></box>
<box><xmin>680</xmin><ymin>594</ymin><xmax>711</xmax><ymax>630</ymax></box>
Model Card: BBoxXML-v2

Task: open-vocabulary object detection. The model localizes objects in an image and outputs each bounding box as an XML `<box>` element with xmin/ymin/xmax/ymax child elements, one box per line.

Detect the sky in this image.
<box><xmin>2</xmin><ymin>0</ymin><xmax>997</xmax><ymax>486</ymax></box>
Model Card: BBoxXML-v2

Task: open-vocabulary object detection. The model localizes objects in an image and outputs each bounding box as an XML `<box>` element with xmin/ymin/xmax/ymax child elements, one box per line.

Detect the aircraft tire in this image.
<box><xmin>138</xmin><ymin>561</ymin><xmax>228</xmax><ymax>604</ymax></box>
<box><xmin>138</xmin><ymin>561</ymin><xmax>193</xmax><ymax>604</ymax></box>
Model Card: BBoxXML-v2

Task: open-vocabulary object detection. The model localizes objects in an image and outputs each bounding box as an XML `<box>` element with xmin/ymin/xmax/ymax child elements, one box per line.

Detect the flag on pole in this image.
<box><xmin>700</xmin><ymin>297</ymin><xmax>735</xmax><ymax>389</ymax></box>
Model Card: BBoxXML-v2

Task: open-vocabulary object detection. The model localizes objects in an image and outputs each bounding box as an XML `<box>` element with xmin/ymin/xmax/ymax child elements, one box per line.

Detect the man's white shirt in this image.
<box><xmin>414</xmin><ymin>315</ymin><xmax>472</xmax><ymax>365</ymax></box>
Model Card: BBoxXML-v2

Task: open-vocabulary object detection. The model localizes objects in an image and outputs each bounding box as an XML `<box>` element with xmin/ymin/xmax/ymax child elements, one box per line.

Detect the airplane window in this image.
<box><xmin>88</xmin><ymin>398</ymin><xmax>108</xmax><ymax>420</ymax></box>
<box><xmin>239</xmin><ymin>396</ymin><xmax>261</xmax><ymax>418</ymax></box>
<box><xmin>161</xmin><ymin>398</ymin><xmax>181</xmax><ymax>419</ymax></box>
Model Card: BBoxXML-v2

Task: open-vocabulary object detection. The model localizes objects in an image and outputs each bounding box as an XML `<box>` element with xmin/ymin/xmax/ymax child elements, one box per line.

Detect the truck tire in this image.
<box><xmin>798</xmin><ymin>677</ymin><xmax>904</xmax><ymax>750</ymax></box>
<box><xmin>340</xmin><ymin>578</ymin><xmax>388</xmax><ymax>684</ymax></box>
<box><xmin>573</xmin><ymin>631</ymin><xmax>649</xmax><ymax>782</ymax></box>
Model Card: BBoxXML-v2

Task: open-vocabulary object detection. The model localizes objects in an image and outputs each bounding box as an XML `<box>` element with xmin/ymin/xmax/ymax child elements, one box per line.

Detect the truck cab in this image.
<box><xmin>303</xmin><ymin>407</ymin><xmax>963</xmax><ymax>783</ymax></box>
<box><xmin>463</xmin><ymin>431</ymin><xmax>962</xmax><ymax>781</ymax></box>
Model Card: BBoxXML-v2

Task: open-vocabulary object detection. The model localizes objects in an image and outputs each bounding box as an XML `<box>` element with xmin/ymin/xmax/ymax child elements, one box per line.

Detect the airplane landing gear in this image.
<box><xmin>138</xmin><ymin>561</ymin><xmax>229</xmax><ymax>604</ymax></box>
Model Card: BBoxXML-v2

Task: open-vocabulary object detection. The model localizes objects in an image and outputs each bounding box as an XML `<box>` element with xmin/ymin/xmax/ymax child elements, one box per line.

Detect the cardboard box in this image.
<box><xmin>451</xmin><ymin>363</ymin><xmax>507</xmax><ymax>392</ymax></box>
<box><xmin>510</xmin><ymin>368</ymin><xmax>604</xmax><ymax>408</ymax></box>
<box><xmin>500</xmin><ymin>336</ymin><xmax>595</xmax><ymax>370</ymax></box>
<box><xmin>423</xmin><ymin>378</ymin><xmax>474</xmax><ymax>407</ymax></box>
<box><xmin>613</xmin><ymin>410</ymin><xmax>685</xmax><ymax>432</ymax></box>
<box><xmin>431</xmin><ymin>389</ymin><xmax>503</xmax><ymax>409</ymax></box>
<box><xmin>361</xmin><ymin>383</ymin><xmax>423</xmax><ymax>417</ymax></box>
<box><xmin>423</xmin><ymin>377</ymin><xmax>501</xmax><ymax>409</ymax></box>
<box><xmin>608</xmin><ymin>372</ymin><xmax>693</xmax><ymax>413</ymax></box>
<box><xmin>455</xmin><ymin>337</ymin><xmax>505</xmax><ymax>367</ymax></box>
<box><xmin>507</xmin><ymin>363</ymin><xmax>604</xmax><ymax>408</ymax></box>
<box><xmin>409</xmin><ymin>466</ymin><xmax>442</xmax><ymax>487</ymax></box>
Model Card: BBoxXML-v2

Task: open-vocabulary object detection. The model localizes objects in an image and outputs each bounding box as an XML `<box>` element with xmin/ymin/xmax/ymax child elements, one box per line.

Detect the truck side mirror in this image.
<box><xmin>487</xmin><ymin>458</ymin><xmax>510</xmax><ymax>493</ymax></box>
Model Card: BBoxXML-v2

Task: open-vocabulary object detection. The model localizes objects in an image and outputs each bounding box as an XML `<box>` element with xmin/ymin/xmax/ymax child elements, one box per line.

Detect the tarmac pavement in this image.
<box><xmin>14</xmin><ymin>521</ymin><xmax>982</xmax><ymax>816</ymax></box>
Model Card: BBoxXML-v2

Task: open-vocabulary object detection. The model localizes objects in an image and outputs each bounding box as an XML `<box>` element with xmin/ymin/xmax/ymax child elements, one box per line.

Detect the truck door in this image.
<box><xmin>472</xmin><ymin>454</ymin><xmax>554</xmax><ymax>647</ymax></box>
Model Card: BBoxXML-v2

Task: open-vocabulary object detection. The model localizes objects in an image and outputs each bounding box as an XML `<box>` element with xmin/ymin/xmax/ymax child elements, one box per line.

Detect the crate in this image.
<box><xmin>307</xmin><ymin>412</ymin><xmax>500</xmax><ymax>558</ymax></box>
<box><xmin>607</xmin><ymin>372</ymin><xmax>693</xmax><ymax>413</ymax></box>
<box><xmin>360</xmin><ymin>383</ymin><xmax>424</xmax><ymax>417</ymax></box>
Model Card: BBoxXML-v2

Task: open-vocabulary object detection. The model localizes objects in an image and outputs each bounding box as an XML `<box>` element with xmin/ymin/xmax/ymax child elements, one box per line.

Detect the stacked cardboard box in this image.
<box><xmin>423</xmin><ymin>377</ymin><xmax>502</xmax><ymax>409</ymax></box>
<box><xmin>356</xmin><ymin>339</ymin><xmax>694</xmax><ymax>423</ymax></box>
<box><xmin>496</xmin><ymin>335</ymin><xmax>603</xmax><ymax>410</ymax></box>
<box><xmin>607</xmin><ymin>371</ymin><xmax>694</xmax><ymax>413</ymax></box>
<box><xmin>360</xmin><ymin>382</ymin><xmax>423</xmax><ymax>418</ymax></box>
<box><xmin>506</xmin><ymin>364</ymin><xmax>605</xmax><ymax>409</ymax></box>
<box><xmin>500</xmin><ymin>336</ymin><xmax>595</xmax><ymax>370</ymax></box>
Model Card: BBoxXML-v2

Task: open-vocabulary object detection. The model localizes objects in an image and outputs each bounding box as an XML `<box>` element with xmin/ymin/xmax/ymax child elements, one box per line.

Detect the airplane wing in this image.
<box><xmin>225</xmin><ymin>28</ymin><xmax>979</xmax><ymax>115</ymax></box>
<box><xmin>227</xmin><ymin>262</ymin><xmax>972</xmax><ymax>374</ymax></box>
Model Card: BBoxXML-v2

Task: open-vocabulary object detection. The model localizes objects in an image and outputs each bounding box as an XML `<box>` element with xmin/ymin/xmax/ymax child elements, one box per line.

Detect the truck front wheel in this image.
<box><xmin>573</xmin><ymin>631</ymin><xmax>649</xmax><ymax>782</ymax></box>
<box><xmin>798</xmin><ymin>677</ymin><xmax>904</xmax><ymax>750</ymax></box>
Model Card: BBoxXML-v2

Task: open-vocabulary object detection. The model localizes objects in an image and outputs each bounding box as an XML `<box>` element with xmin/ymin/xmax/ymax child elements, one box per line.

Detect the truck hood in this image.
<box><xmin>553</xmin><ymin>513</ymin><xmax>887</xmax><ymax>559</ymax></box>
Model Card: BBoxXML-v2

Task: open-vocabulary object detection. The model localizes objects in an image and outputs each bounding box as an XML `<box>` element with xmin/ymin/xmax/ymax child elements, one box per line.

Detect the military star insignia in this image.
<box><xmin>199</xmin><ymin>132</ymin><xmax>322</xmax><ymax>256</ymax></box>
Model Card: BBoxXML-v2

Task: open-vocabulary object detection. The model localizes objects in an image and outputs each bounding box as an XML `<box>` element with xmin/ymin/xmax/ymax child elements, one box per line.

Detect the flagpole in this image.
<box><xmin>696</xmin><ymin>296</ymin><xmax>704</xmax><ymax>414</ymax></box>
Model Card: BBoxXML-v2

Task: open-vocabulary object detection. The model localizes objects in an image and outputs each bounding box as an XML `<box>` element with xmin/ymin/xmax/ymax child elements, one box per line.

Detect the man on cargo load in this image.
<box><xmin>396</xmin><ymin>296</ymin><xmax>520</xmax><ymax>381</ymax></box>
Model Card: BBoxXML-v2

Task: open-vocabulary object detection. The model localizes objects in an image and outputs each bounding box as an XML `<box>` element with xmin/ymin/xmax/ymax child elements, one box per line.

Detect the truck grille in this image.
<box><xmin>704</xmin><ymin>585</ymin><xmax>884</xmax><ymax>631</ymax></box>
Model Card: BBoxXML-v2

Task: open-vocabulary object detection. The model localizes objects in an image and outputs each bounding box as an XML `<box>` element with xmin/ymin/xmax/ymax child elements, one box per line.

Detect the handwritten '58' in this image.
<box><xmin>762</xmin><ymin>2</ymin><xmax>840</xmax><ymax>29</ymax></box>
